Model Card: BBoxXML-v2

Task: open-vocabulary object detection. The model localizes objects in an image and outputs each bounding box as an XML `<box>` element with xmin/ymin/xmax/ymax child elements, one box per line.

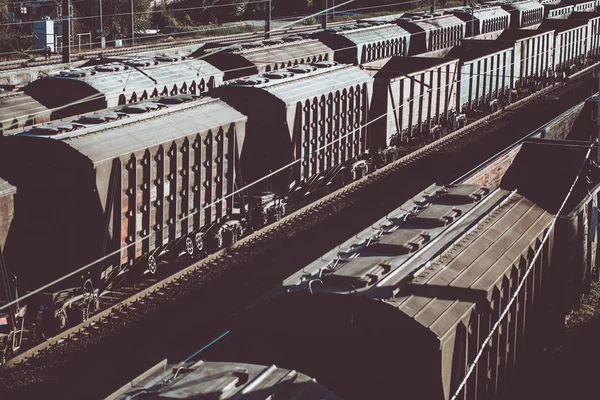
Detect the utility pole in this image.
<box><xmin>597</xmin><ymin>71</ymin><xmax>600</xmax><ymax>163</ymax></box>
<box><xmin>430</xmin><ymin>0</ymin><xmax>435</xmax><ymax>14</ymax></box>
<box><xmin>330</xmin><ymin>0</ymin><xmax>335</xmax><ymax>21</ymax></box>
<box><xmin>131</xmin><ymin>0</ymin><xmax>135</xmax><ymax>45</ymax></box>
<box><xmin>322</xmin><ymin>0</ymin><xmax>328</xmax><ymax>30</ymax></box>
<box><xmin>265</xmin><ymin>0</ymin><xmax>271</xmax><ymax>39</ymax></box>
<box><xmin>62</xmin><ymin>0</ymin><xmax>70</xmax><ymax>62</ymax></box>
<box><xmin>100</xmin><ymin>0</ymin><xmax>104</xmax><ymax>48</ymax></box>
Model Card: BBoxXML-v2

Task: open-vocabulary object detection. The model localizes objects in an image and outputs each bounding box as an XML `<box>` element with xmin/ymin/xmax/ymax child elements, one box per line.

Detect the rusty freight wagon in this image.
<box><xmin>370</xmin><ymin>56</ymin><xmax>459</xmax><ymax>150</ymax></box>
<box><xmin>23</xmin><ymin>58</ymin><xmax>223</xmax><ymax>119</ymax></box>
<box><xmin>0</xmin><ymin>95</ymin><xmax>247</xmax><ymax>333</ymax></box>
<box><xmin>215</xmin><ymin>62</ymin><xmax>373</xmax><ymax>203</ymax></box>
<box><xmin>196</xmin><ymin>38</ymin><xmax>335</xmax><ymax>81</ymax></box>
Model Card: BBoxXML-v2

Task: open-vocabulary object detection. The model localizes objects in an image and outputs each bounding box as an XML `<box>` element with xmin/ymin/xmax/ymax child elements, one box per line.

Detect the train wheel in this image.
<box><xmin>185</xmin><ymin>237</ymin><xmax>194</xmax><ymax>256</ymax></box>
<box><xmin>195</xmin><ymin>233</ymin><xmax>204</xmax><ymax>252</ymax></box>
<box><xmin>55</xmin><ymin>310</ymin><xmax>68</xmax><ymax>332</ymax></box>
<box><xmin>148</xmin><ymin>255</ymin><xmax>158</xmax><ymax>274</ymax></box>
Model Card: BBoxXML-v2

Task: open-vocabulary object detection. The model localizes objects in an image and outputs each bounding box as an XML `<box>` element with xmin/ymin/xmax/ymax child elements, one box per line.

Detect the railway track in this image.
<box><xmin>0</xmin><ymin>22</ymin><xmax>345</xmax><ymax>73</ymax></box>
<box><xmin>0</xmin><ymin>63</ymin><xmax>597</xmax><ymax>398</ymax></box>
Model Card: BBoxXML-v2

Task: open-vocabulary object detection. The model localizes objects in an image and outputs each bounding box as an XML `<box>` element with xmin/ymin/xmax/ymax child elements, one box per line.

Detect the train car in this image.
<box><xmin>544</xmin><ymin>4</ymin><xmax>575</xmax><ymax>19</ymax></box>
<box><xmin>0</xmin><ymin>91</ymin><xmax>49</xmax><ymax>136</ymax></box>
<box><xmin>0</xmin><ymin>179</ymin><xmax>25</xmax><ymax>363</ymax></box>
<box><xmin>107</xmin><ymin>360</ymin><xmax>344</xmax><ymax>400</ymax></box>
<box><xmin>196</xmin><ymin>38</ymin><xmax>335</xmax><ymax>80</ymax></box>
<box><xmin>23</xmin><ymin>58</ymin><xmax>223</xmax><ymax>119</ymax></box>
<box><xmin>0</xmin><ymin>95</ymin><xmax>247</xmax><ymax>334</ymax></box>
<box><xmin>214</xmin><ymin>182</ymin><xmax>555</xmax><ymax>400</ymax></box>
<box><xmin>370</xmin><ymin>57</ymin><xmax>459</xmax><ymax>151</ymax></box>
<box><xmin>215</xmin><ymin>62</ymin><xmax>373</xmax><ymax>204</ymax></box>
<box><xmin>539</xmin><ymin>18</ymin><xmax>589</xmax><ymax>73</ymax></box>
<box><xmin>495</xmin><ymin>29</ymin><xmax>555</xmax><ymax>90</ymax></box>
<box><xmin>314</xmin><ymin>23</ymin><xmax>411</xmax><ymax>65</ymax></box>
<box><xmin>446</xmin><ymin>5</ymin><xmax>511</xmax><ymax>37</ymax></box>
<box><xmin>563</xmin><ymin>0</ymin><xmax>598</xmax><ymax>13</ymax></box>
<box><xmin>489</xmin><ymin>0</ymin><xmax>544</xmax><ymax>29</ymax></box>
<box><xmin>568</xmin><ymin>12</ymin><xmax>600</xmax><ymax>59</ymax></box>
<box><xmin>446</xmin><ymin>41</ymin><xmax>514</xmax><ymax>114</ymax></box>
<box><xmin>396</xmin><ymin>14</ymin><xmax>466</xmax><ymax>55</ymax></box>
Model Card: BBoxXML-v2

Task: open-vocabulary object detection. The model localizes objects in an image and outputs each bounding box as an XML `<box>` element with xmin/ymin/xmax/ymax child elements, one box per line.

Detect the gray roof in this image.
<box><xmin>406</xmin><ymin>14</ymin><xmax>466</xmax><ymax>30</ymax></box>
<box><xmin>322</xmin><ymin>24</ymin><xmax>411</xmax><ymax>46</ymax></box>
<box><xmin>0</xmin><ymin>92</ymin><xmax>49</xmax><ymax>128</ymax></box>
<box><xmin>448</xmin><ymin>5</ymin><xmax>511</xmax><ymax>20</ymax></box>
<box><xmin>228</xmin><ymin>65</ymin><xmax>373</xmax><ymax>105</ymax></box>
<box><xmin>256</xmin><ymin>183</ymin><xmax>551</xmax><ymax>340</ymax></box>
<box><xmin>22</xmin><ymin>98</ymin><xmax>246</xmax><ymax>163</ymax></box>
<box><xmin>230</xmin><ymin>40</ymin><xmax>334</xmax><ymax>67</ymax></box>
<box><xmin>27</xmin><ymin>58</ymin><xmax>222</xmax><ymax>106</ymax></box>
<box><xmin>106</xmin><ymin>360</ymin><xmax>343</xmax><ymax>400</ymax></box>
<box><xmin>490</xmin><ymin>0</ymin><xmax>545</xmax><ymax>12</ymax></box>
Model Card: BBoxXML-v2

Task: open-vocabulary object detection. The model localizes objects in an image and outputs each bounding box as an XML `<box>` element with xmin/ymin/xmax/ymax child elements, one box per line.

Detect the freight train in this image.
<box><xmin>1</xmin><ymin>0</ymin><xmax>600</xmax><ymax>353</ymax></box>
<box><xmin>1</xmin><ymin>0</ymin><xmax>588</xmax><ymax>136</ymax></box>
<box><xmin>199</xmin><ymin>139</ymin><xmax>600</xmax><ymax>400</ymax></box>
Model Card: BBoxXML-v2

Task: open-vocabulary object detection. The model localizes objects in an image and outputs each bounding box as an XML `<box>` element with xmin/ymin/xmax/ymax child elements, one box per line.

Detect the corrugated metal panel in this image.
<box><xmin>61</xmin><ymin>99</ymin><xmax>246</xmax><ymax>163</ymax></box>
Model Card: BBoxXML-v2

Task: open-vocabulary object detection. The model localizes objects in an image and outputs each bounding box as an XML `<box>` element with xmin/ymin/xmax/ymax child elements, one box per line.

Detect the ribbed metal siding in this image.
<box><xmin>117</xmin><ymin>123</ymin><xmax>239</xmax><ymax>265</ymax></box>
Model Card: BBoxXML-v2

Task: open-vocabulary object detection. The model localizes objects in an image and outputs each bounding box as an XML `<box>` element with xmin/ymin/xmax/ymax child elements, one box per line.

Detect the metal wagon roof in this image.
<box><xmin>0</xmin><ymin>92</ymin><xmax>49</xmax><ymax>131</ymax></box>
<box><xmin>198</xmin><ymin>39</ymin><xmax>335</xmax><ymax>78</ymax></box>
<box><xmin>401</xmin><ymin>14</ymin><xmax>466</xmax><ymax>31</ymax></box>
<box><xmin>20</xmin><ymin>97</ymin><xmax>246</xmax><ymax>163</ymax></box>
<box><xmin>318</xmin><ymin>24</ymin><xmax>411</xmax><ymax>46</ymax></box>
<box><xmin>24</xmin><ymin>58</ymin><xmax>223</xmax><ymax>107</ymax></box>
<box><xmin>260</xmin><ymin>183</ymin><xmax>551</xmax><ymax>341</ymax></box>
<box><xmin>447</xmin><ymin>5</ymin><xmax>511</xmax><ymax>20</ymax></box>
<box><xmin>374</xmin><ymin>56</ymin><xmax>458</xmax><ymax>79</ymax></box>
<box><xmin>226</xmin><ymin>64</ymin><xmax>373</xmax><ymax>105</ymax></box>
<box><xmin>106</xmin><ymin>360</ymin><xmax>343</xmax><ymax>400</ymax></box>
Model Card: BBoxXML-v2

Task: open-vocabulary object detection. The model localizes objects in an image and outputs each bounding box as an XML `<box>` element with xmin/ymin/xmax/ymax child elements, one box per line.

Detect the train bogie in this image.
<box><xmin>371</xmin><ymin>57</ymin><xmax>458</xmax><ymax>149</ymax></box>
